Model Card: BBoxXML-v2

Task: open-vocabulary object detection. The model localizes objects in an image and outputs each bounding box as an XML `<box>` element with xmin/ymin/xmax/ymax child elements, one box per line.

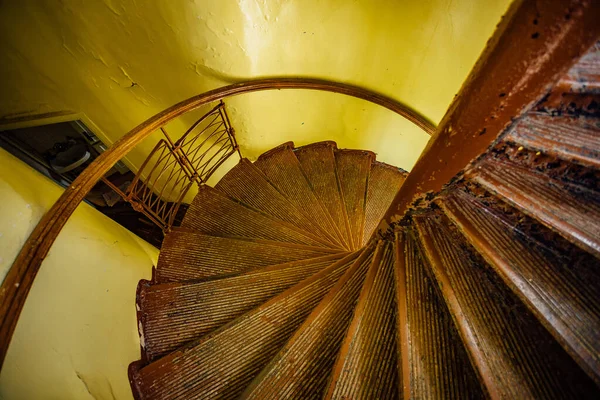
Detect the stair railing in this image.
<box><xmin>101</xmin><ymin>101</ymin><xmax>240</xmax><ymax>233</ymax></box>
<box><xmin>0</xmin><ymin>77</ymin><xmax>437</xmax><ymax>370</ymax></box>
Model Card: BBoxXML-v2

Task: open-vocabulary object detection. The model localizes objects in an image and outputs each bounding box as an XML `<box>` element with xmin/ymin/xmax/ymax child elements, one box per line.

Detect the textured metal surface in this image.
<box><xmin>170</xmin><ymin>101</ymin><xmax>239</xmax><ymax>184</ymax></box>
<box><xmin>104</xmin><ymin>102</ymin><xmax>239</xmax><ymax>233</ymax></box>
<box><xmin>138</xmin><ymin>253</ymin><xmax>346</xmax><ymax>362</ymax></box>
<box><xmin>324</xmin><ymin>241</ymin><xmax>399</xmax><ymax>400</ymax></box>
<box><xmin>214</xmin><ymin>158</ymin><xmax>332</xmax><ymax>247</ymax></box>
<box><xmin>472</xmin><ymin>157</ymin><xmax>600</xmax><ymax>258</ymax></box>
<box><xmin>336</xmin><ymin>149</ymin><xmax>374</xmax><ymax>249</ymax></box>
<box><xmin>535</xmin><ymin>41</ymin><xmax>599</xmax><ymax>117</ymax></box>
<box><xmin>1</xmin><ymin>77</ymin><xmax>434</xmax><ymax>369</ymax></box>
<box><xmin>415</xmin><ymin>212</ymin><xmax>599</xmax><ymax>399</ymax></box>
<box><xmin>362</xmin><ymin>161</ymin><xmax>406</xmax><ymax>245</ymax></box>
<box><xmin>181</xmin><ymin>185</ymin><xmax>328</xmax><ymax>247</ymax></box>
<box><xmin>392</xmin><ymin>231</ymin><xmax>410</xmax><ymax>399</ymax></box>
<box><xmin>381</xmin><ymin>0</ymin><xmax>600</xmax><ymax>229</ymax></box>
<box><xmin>506</xmin><ymin>114</ymin><xmax>600</xmax><ymax>168</ymax></box>
<box><xmin>254</xmin><ymin>142</ymin><xmax>345</xmax><ymax>247</ymax></box>
<box><xmin>130</xmin><ymin>251</ymin><xmax>361</xmax><ymax>400</ymax></box>
<box><xmin>156</xmin><ymin>228</ymin><xmax>335</xmax><ymax>283</ymax></box>
<box><xmin>441</xmin><ymin>189</ymin><xmax>600</xmax><ymax>385</ymax></box>
<box><xmin>401</xmin><ymin>229</ymin><xmax>483</xmax><ymax>399</ymax></box>
<box><xmin>242</xmin><ymin>244</ymin><xmax>376</xmax><ymax>399</ymax></box>
<box><xmin>295</xmin><ymin>141</ymin><xmax>353</xmax><ymax>249</ymax></box>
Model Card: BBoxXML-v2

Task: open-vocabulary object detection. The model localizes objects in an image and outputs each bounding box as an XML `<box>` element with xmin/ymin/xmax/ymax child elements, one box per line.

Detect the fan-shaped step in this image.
<box><xmin>137</xmin><ymin>253</ymin><xmax>348</xmax><ymax>362</ymax></box>
<box><xmin>440</xmin><ymin>189</ymin><xmax>600</xmax><ymax>385</ymax></box>
<box><xmin>362</xmin><ymin>161</ymin><xmax>406</xmax><ymax>245</ymax></box>
<box><xmin>181</xmin><ymin>185</ymin><xmax>329</xmax><ymax>248</ymax></box>
<box><xmin>214</xmin><ymin>158</ymin><xmax>334</xmax><ymax>247</ymax></box>
<box><xmin>414</xmin><ymin>212</ymin><xmax>599</xmax><ymax>399</ymax></box>
<box><xmin>294</xmin><ymin>141</ymin><xmax>352</xmax><ymax>249</ymax></box>
<box><xmin>324</xmin><ymin>241</ymin><xmax>399</xmax><ymax>399</ymax></box>
<box><xmin>471</xmin><ymin>157</ymin><xmax>600</xmax><ymax>258</ymax></box>
<box><xmin>395</xmin><ymin>230</ymin><xmax>483</xmax><ymax>399</ymax></box>
<box><xmin>129</xmin><ymin>251</ymin><xmax>362</xmax><ymax>400</ymax></box>
<box><xmin>253</xmin><ymin>141</ymin><xmax>344</xmax><ymax>247</ymax></box>
<box><xmin>242</xmin><ymin>243</ymin><xmax>378</xmax><ymax>399</ymax></box>
<box><xmin>505</xmin><ymin>114</ymin><xmax>600</xmax><ymax>168</ymax></box>
<box><xmin>156</xmin><ymin>228</ymin><xmax>337</xmax><ymax>283</ymax></box>
<box><xmin>336</xmin><ymin>149</ymin><xmax>374</xmax><ymax>249</ymax></box>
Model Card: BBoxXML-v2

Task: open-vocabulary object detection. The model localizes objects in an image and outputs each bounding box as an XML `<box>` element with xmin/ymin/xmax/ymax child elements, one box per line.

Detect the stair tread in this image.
<box><xmin>558</xmin><ymin>41</ymin><xmax>600</xmax><ymax>92</ymax></box>
<box><xmin>336</xmin><ymin>149</ymin><xmax>374</xmax><ymax>249</ymax></box>
<box><xmin>506</xmin><ymin>114</ymin><xmax>600</xmax><ymax>168</ymax></box>
<box><xmin>242</xmin><ymin>244</ymin><xmax>376</xmax><ymax>399</ymax></box>
<box><xmin>295</xmin><ymin>141</ymin><xmax>353</xmax><ymax>249</ymax></box>
<box><xmin>156</xmin><ymin>228</ymin><xmax>337</xmax><ymax>283</ymax></box>
<box><xmin>214</xmin><ymin>158</ymin><xmax>333</xmax><ymax>247</ymax></box>
<box><xmin>441</xmin><ymin>189</ymin><xmax>600</xmax><ymax>385</ymax></box>
<box><xmin>182</xmin><ymin>185</ymin><xmax>331</xmax><ymax>247</ymax></box>
<box><xmin>473</xmin><ymin>157</ymin><xmax>600</xmax><ymax>258</ymax></box>
<box><xmin>362</xmin><ymin>162</ymin><xmax>406</xmax><ymax>245</ymax></box>
<box><xmin>138</xmin><ymin>253</ymin><xmax>347</xmax><ymax>362</ymax></box>
<box><xmin>130</xmin><ymin>251</ymin><xmax>362</xmax><ymax>400</ymax></box>
<box><xmin>415</xmin><ymin>212</ymin><xmax>599</xmax><ymax>399</ymax></box>
<box><xmin>254</xmin><ymin>142</ymin><xmax>345</xmax><ymax>248</ymax></box>
<box><xmin>398</xmin><ymin>230</ymin><xmax>483</xmax><ymax>399</ymax></box>
<box><xmin>324</xmin><ymin>241</ymin><xmax>399</xmax><ymax>400</ymax></box>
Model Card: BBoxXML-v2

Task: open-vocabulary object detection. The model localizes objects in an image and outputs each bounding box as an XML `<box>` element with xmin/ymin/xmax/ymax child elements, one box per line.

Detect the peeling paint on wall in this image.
<box><xmin>0</xmin><ymin>0</ymin><xmax>510</xmax><ymax>175</ymax></box>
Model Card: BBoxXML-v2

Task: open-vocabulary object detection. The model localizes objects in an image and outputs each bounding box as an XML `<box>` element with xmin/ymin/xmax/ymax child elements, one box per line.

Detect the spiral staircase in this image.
<box><xmin>0</xmin><ymin>2</ymin><xmax>598</xmax><ymax>399</ymax></box>
<box><xmin>126</xmin><ymin>27</ymin><xmax>600</xmax><ymax>397</ymax></box>
<box><xmin>129</xmin><ymin>89</ymin><xmax>600</xmax><ymax>399</ymax></box>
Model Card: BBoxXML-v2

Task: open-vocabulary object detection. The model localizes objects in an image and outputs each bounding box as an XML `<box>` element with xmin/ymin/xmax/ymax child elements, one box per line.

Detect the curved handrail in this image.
<box><xmin>0</xmin><ymin>77</ymin><xmax>435</xmax><ymax>368</ymax></box>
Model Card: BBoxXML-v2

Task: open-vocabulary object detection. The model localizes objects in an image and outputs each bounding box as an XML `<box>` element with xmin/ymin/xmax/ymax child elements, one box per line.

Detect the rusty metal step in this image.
<box><xmin>414</xmin><ymin>211</ymin><xmax>599</xmax><ymax>399</ymax></box>
<box><xmin>533</xmin><ymin>41</ymin><xmax>599</xmax><ymax>118</ymax></box>
<box><xmin>129</xmin><ymin>251</ymin><xmax>362</xmax><ymax>400</ymax></box>
<box><xmin>324</xmin><ymin>241</ymin><xmax>399</xmax><ymax>399</ymax></box>
<box><xmin>242</xmin><ymin>243</ymin><xmax>377</xmax><ymax>399</ymax></box>
<box><xmin>294</xmin><ymin>141</ymin><xmax>353</xmax><ymax>249</ymax></box>
<box><xmin>506</xmin><ymin>114</ymin><xmax>600</xmax><ymax>169</ymax></box>
<box><xmin>181</xmin><ymin>185</ymin><xmax>332</xmax><ymax>248</ymax></box>
<box><xmin>395</xmin><ymin>230</ymin><xmax>483</xmax><ymax>399</ymax></box>
<box><xmin>214</xmin><ymin>158</ymin><xmax>335</xmax><ymax>247</ymax></box>
<box><xmin>156</xmin><ymin>228</ymin><xmax>338</xmax><ymax>283</ymax></box>
<box><xmin>253</xmin><ymin>141</ymin><xmax>346</xmax><ymax>248</ymax></box>
<box><xmin>137</xmin><ymin>253</ymin><xmax>348</xmax><ymax>362</ymax></box>
<box><xmin>362</xmin><ymin>161</ymin><xmax>407</xmax><ymax>245</ymax></box>
<box><xmin>336</xmin><ymin>149</ymin><xmax>374</xmax><ymax>250</ymax></box>
<box><xmin>440</xmin><ymin>189</ymin><xmax>600</xmax><ymax>385</ymax></box>
<box><xmin>472</xmin><ymin>157</ymin><xmax>600</xmax><ymax>258</ymax></box>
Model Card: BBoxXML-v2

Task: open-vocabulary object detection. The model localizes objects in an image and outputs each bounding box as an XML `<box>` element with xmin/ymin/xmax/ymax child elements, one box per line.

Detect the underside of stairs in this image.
<box><xmin>129</xmin><ymin>43</ymin><xmax>600</xmax><ymax>399</ymax></box>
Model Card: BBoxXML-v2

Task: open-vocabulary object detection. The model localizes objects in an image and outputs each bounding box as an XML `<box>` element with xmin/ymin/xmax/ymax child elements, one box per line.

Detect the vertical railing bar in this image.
<box><xmin>103</xmin><ymin>100</ymin><xmax>238</xmax><ymax>233</ymax></box>
<box><xmin>219</xmin><ymin>100</ymin><xmax>242</xmax><ymax>159</ymax></box>
<box><xmin>174</xmin><ymin>102</ymin><xmax>223</xmax><ymax>147</ymax></box>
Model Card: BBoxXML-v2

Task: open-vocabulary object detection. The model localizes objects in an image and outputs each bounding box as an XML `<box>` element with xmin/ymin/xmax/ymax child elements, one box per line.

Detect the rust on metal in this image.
<box><xmin>294</xmin><ymin>141</ymin><xmax>354</xmax><ymax>250</ymax></box>
<box><xmin>414</xmin><ymin>211</ymin><xmax>598</xmax><ymax>398</ymax></box>
<box><xmin>104</xmin><ymin>102</ymin><xmax>239</xmax><ymax>233</ymax></box>
<box><xmin>393</xmin><ymin>231</ymin><xmax>411</xmax><ymax>400</ymax></box>
<box><xmin>324</xmin><ymin>241</ymin><xmax>399</xmax><ymax>399</ymax></box>
<box><xmin>439</xmin><ymin>189</ymin><xmax>600</xmax><ymax>385</ymax></box>
<box><xmin>130</xmin><ymin>251</ymin><xmax>363</xmax><ymax>399</ymax></box>
<box><xmin>381</xmin><ymin>0</ymin><xmax>600</xmax><ymax>232</ymax></box>
<box><xmin>0</xmin><ymin>78</ymin><xmax>431</xmax><ymax>370</ymax></box>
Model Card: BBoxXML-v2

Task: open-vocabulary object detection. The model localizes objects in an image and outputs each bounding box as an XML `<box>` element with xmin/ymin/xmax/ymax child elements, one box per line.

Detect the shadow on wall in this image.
<box><xmin>0</xmin><ymin>148</ymin><xmax>157</xmax><ymax>399</ymax></box>
<box><xmin>0</xmin><ymin>0</ymin><xmax>510</xmax><ymax>175</ymax></box>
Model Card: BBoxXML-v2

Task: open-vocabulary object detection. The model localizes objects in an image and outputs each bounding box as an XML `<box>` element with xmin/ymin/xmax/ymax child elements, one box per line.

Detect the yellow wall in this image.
<box><xmin>0</xmin><ymin>0</ymin><xmax>511</xmax><ymax>175</ymax></box>
<box><xmin>0</xmin><ymin>148</ymin><xmax>157</xmax><ymax>399</ymax></box>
